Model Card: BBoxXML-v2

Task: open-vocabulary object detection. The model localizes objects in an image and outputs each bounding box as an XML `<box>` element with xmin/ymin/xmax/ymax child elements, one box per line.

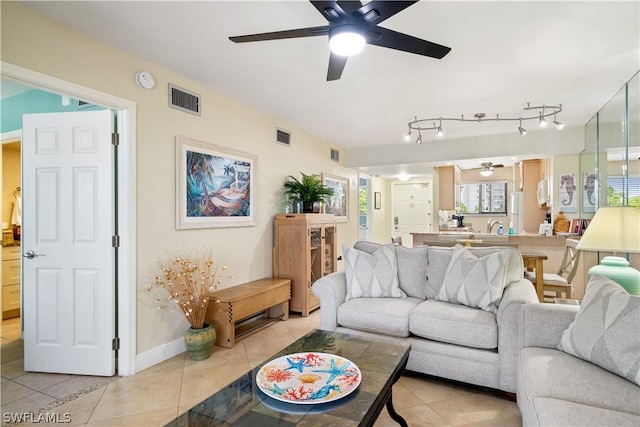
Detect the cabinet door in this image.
<box><xmin>2</xmin><ymin>259</ymin><xmax>21</xmax><ymax>286</ymax></box>
<box><xmin>2</xmin><ymin>284</ymin><xmax>20</xmax><ymax>311</ymax></box>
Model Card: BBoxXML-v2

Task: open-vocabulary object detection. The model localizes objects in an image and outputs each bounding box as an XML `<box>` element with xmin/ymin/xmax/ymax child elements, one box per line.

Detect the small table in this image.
<box><xmin>521</xmin><ymin>250</ymin><xmax>548</xmax><ymax>302</ymax></box>
<box><xmin>166</xmin><ymin>329</ymin><xmax>411</xmax><ymax>427</ymax></box>
<box><xmin>206</xmin><ymin>278</ymin><xmax>291</xmax><ymax>348</ymax></box>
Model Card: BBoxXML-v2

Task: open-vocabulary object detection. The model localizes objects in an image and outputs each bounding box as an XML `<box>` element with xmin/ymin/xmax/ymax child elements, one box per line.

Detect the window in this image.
<box><xmin>458</xmin><ymin>181</ymin><xmax>508</xmax><ymax>215</ymax></box>
<box><xmin>607</xmin><ymin>175</ymin><xmax>640</xmax><ymax>207</ymax></box>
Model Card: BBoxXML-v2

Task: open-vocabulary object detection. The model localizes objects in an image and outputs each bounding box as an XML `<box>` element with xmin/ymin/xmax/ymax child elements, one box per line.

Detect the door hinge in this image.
<box><xmin>112</xmin><ymin>132</ymin><xmax>120</xmax><ymax>146</ymax></box>
<box><xmin>112</xmin><ymin>235</ymin><xmax>120</xmax><ymax>248</ymax></box>
<box><xmin>112</xmin><ymin>337</ymin><xmax>120</xmax><ymax>350</ymax></box>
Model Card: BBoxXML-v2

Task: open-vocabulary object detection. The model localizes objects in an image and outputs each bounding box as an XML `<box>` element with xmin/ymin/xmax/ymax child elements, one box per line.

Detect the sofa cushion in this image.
<box><xmin>436</xmin><ymin>245</ymin><xmax>510</xmax><ymax>313</ymax></box>
<box><xmin>519</xmin><ymin>347</ymin><xmax>640</xmax><ymax>415</ymax></box>
<box><xmin>343</xmin><ymin>244</ymin><xmax>406</xmax><ymax>300</ymax></box>
<box><xmin>533</xmin><ymin>398</ymin><xmax>640</xmax><ymax>427</ymax></box>
<box><xmin>425</xmin><ymin>246</ymin><xmax>453</xmax><ymax>299</ymax></box>
<box><xmin>558</xmin><ymin>275</ymin><xmax>640</xmax><ymax>386</ymax></box>
<box><xmin>394</xmin><ymin>245</ymin><xmax>428</xmax><ymax>299</ymax></box>
<box><xmin>337</xmin><ymin>297</ymin><xmax>423</xmax><ymax>337</ymax></box>
<box><xmin>409</xmin><ymin>299</ymin><xmax>498</xmax><ymax>349</ymax></box>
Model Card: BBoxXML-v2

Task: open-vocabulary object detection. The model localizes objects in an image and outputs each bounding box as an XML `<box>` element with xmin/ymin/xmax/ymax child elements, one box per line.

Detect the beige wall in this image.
<box><xmin>1</xmin><ymin>3</ymin><xmax>360</xmax><ymax>355</ymax></box>
<box><xmin>2</xmin><ymin>143</ymin><xmax>20</xmax><ymax>229</ymax></box>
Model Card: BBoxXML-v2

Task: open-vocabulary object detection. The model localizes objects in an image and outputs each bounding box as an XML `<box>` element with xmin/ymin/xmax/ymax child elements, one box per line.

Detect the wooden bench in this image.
<box><xmin>205</xmin><ymin>278</ymin><xmax>291</xmax><ymax>348</ymax></box>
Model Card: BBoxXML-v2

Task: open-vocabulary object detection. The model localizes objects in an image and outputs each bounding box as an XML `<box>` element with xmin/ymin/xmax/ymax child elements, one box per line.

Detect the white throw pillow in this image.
<box><xmin>558</xmin><ymin>275</ymin><xmax>640</xmax><ymax>386</ymax></box>
<box><xmin>435</xmin><ymin>245</ymin><xmax>510</xmax><ymax>313</ymax></box>
<box><xmin>343</xmin><ymin>244</ymin><xmax>406</xmax><ymax>300</ymax></box>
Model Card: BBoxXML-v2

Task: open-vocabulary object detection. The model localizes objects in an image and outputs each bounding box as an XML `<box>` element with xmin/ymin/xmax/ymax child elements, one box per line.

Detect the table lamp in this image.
<box><xmin>576</xmin><ymin>206</ymin><xmax>640</xmax><ymax>294</ymax></box>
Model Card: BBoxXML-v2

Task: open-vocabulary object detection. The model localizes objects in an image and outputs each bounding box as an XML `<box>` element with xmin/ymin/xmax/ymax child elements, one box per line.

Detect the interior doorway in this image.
<box><xmin>1</xmin><ymin>63</ymin><xmax>137</xmax><ymax>377</ymax></box>
<box><xmin>391</xmin><ymin>180</ymin><xmax>434</xmax><ymax>246</ymax></box>
<box><xmin>358</xmin><ymin>174</ymin><xmax>372</xmax><ymax>241</ymax></box>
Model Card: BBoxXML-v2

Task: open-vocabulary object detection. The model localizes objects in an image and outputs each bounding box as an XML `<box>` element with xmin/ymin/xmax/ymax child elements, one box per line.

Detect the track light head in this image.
<box><xmin>403</xmin><ymin>130</ymin><xmax>411</xmax><ymax>142</ymax></box>
<box><xmin>553</xmin><ymin>113</ymin><xmax>564</xmax><ymax>129</ymax></box>
<box><xmin>539</xmin><ymin>112</ymin><xmax>548</xmax><ymax>127</ymax></box>
<box><xmin>436</xmin><ymin>119</ymin><xmax>444</xmax><ymax>137</ymax></box>
<box><xmin>518</xmin><ymin>118</ymin><xmax>527</xmax><ymax>136</ymax></box>
<box><xmin>416</xmin><ymin>133</ymin><xmax>422</xmax><ymax>144</ymax></box>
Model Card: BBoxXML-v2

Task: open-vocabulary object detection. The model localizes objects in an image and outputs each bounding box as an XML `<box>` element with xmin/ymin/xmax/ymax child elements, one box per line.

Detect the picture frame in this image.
<box><xmin>374</xmin><ymin>192</ymin><xmax>381</xmax><ymax>209</ymax></box>
<box><xmin>582</xmin><ymin>171</ymin><xmax>597</xmax><ymax>213</ymax></box>
<box><xmin>176</xmin><ymin>136</ymin><xmax>256</xmax><ymax>229</ymax></box>
<box><xmin>321</xmin><ymin>173</ymin><xmax>349</xmax><ymax>223</ymax></box>
<box><xmin>558</xmin><ymin>172</ymin><xmax>578</xmax><ymax>213</ymax></box>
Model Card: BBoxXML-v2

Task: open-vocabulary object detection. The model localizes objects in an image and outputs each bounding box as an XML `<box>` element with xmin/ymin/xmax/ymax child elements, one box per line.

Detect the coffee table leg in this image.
<box><xmin>386</xmin><ymin>391</ymin><xmax>408</xmax><ymax>427</ymax></box>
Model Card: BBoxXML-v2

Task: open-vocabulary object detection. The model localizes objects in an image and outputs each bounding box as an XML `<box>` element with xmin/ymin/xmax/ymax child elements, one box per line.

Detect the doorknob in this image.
<box><xmin>23</xmin><ymin>250</ymin><xmax>44</xmax><ymax>259</ymax></box>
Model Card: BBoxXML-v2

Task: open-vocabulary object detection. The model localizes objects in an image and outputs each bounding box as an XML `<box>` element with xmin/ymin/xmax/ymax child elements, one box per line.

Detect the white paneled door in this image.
<box><xmin>22</xmin><ymin>110</ymin><xmax>115</xmax><ymax>376</ymax></box>
<box><xmin>392</xmin><ymin>182</ymin><xmax>433</xmax><ymax>243</ymax></box>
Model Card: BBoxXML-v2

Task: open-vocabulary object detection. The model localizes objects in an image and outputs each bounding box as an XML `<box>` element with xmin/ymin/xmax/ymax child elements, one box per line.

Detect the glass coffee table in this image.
<box><xmin>166</xmin><ymin>329</ymin><xmax>411</xmax><ymax>426</ymax></box>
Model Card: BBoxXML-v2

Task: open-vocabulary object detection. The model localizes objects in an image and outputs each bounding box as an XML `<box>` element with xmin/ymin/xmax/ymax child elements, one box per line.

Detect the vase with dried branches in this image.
<box><xmin>146</xmin><ymin>251</ymin><xmax>230</xmax><ymax>360</ymax></box>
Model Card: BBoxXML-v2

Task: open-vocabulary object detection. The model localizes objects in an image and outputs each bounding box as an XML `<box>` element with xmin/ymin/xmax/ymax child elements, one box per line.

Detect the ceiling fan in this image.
<box><xmin>229</xmin><ymin>1</ymin><xmax>451</xmax><ymax>81</ymax></box>
<box><xmin>473</xmin><ymin>162</ymin><xmax>504</xmax><ymax>176</ymax></box>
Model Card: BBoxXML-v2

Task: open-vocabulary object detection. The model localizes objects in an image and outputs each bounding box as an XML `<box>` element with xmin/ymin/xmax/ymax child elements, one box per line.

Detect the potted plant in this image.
<box><xmin>284</xmin><ymin>172</ymin><xmax>334</xmax><ymax>213</ymax></box>
<box><xmin>146</xmin><ymin>250</ymin><xmax>230</xmax><ymax>360</ymax></box>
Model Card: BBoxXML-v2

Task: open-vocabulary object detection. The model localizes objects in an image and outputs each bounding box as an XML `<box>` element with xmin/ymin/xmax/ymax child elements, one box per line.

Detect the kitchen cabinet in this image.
<box><xmin>522</xmin><ymin>160</ymin><xmax>547</xmax><ymax>232</ymax></box>
<box><xmin>2</xmin><ymin>245</ymin><xmax>21</xmax><ymax>319</ymax></box>
<box><xmin>273</xmin><ymin>213</ymin><xmax>337</xmax><ymax>316</ymax></box>
<box><xmin>437</xmin><ymin>165</ymin><xmax>461</xmax><ymax>211</ymax></box>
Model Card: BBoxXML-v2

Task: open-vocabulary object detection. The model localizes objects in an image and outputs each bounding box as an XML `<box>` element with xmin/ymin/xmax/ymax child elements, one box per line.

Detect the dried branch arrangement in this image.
<box><xmin>146</xmin><ymin>251</ymin><xmax>230</xmax><ymax>329</ymax></box>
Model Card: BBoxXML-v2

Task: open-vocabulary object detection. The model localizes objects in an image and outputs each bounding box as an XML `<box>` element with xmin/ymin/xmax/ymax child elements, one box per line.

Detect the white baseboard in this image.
<box><xmin>135</xmin><ymin>337</ymin><xmax>185</xmax><ymax>373</ymax></box>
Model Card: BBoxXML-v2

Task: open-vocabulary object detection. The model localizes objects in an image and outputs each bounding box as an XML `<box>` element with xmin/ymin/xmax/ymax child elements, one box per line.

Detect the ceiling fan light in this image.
<box><xmin>329</xmin><ymin>26</ymin><xmax>365</xmax><ymax>56</ymax></box>
<box><xmin>480</xmin><ymin>169</ymin><xmax>493</xmax><ymax>177</ymax></box>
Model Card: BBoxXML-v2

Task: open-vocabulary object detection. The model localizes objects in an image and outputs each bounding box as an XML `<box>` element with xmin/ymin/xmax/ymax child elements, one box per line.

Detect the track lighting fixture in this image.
<box><xmin>406</xmin><ymin>103</ymin><xmax>562</xmax><ymax>142</ymax></box>
<box><xmin>403</xmin><ymin>130</ymin><xmax>411</xmax><ymax>142</ymax></box>
<box><xmin>518</xmin><ymin>118</ymin><xmax>527</xmax><ymax>136</ymax></box>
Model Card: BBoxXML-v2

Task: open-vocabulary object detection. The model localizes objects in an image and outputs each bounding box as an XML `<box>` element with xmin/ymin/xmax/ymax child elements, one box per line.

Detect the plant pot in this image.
<box><xmin>302</xmin><ymin>201</ymin><xmax>319</xmax><ymax>213</ymax></box>
<box><xmin>184</xmin><ymin>323</ymin><xmax>216</xmax><ymax>361</ymax></box>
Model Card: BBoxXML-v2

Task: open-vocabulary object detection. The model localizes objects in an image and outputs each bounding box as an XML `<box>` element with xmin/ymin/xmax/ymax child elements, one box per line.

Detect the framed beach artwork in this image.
<box><xmin>583</xmin><ymin>172</ymin><xmax>597</xmax><ymax>213</ymax></box>
<box><xmin>558</xmin><ymin>172</ymin><xmax>578</xmax><ymax>213</ymax></box>
<box><xmin>176</xmin><ymin>136</ymin><xmax>256</xmax><ymax>229</ymax></box>
<box><xmin>322</xmin><ymin>173</ymin><xmax>349</xmax><ymax>222</ymax></box>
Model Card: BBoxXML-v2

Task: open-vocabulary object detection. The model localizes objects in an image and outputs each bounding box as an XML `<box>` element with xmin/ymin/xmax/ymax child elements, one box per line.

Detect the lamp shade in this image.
<box><xmin>576</xmin><ymin>206</ymin><xmax>640</xmax><ymax>253</ymax></box>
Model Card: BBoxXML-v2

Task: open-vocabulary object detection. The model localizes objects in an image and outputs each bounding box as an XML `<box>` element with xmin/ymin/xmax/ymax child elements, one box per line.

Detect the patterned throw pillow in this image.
<box><xmin>343</xmin><ymin>244</ymin><xmax>406</xmax><ymax>300</ymax></box>
<box><xmin>558</xmin><ymin>275</ymin><xmax>640</xmax><ymax>386</ymax></box>
<box><xmin>435</xmin><ymin>245</ymin><xmax>510</xmax><ymax>313</ymax></box>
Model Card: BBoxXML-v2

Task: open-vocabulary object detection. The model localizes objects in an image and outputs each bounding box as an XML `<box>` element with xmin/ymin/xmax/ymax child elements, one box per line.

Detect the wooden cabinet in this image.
<box><xmin>273</xmin><ymin>214</ymin><xmax>337</xmax><ymax>316</ymax></box>
<box><xmin>437</xmin><ymin>165</ymin><xmax>461</xmax><ymax>211</ymax></box>
<box><xmin>2</xmin><ymin>245</ymin><xmax>21</xmax><ymax>319</ymax></box>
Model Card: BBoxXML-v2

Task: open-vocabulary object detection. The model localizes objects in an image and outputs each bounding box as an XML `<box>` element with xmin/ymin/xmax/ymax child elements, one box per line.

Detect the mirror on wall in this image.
<box><xmin>580</xmin><ymin>71</ymin><xmax>639</xmax><ymax>212</ymax></box>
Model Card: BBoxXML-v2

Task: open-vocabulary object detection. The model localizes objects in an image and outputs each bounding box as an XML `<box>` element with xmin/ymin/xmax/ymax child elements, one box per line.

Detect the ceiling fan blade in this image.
<box><xmin>327</xmin><ymin>52</ymin><xmax>348</xmax><ymax>81</ymax></box>
<box><xmin>494</xmin><ymin>164</ymin><xmax>505</xmax><ymax>168</ymax></box>
<box><xmin>310</xmin><ymin>1</ymin><xmax>348</xmax><ymax>21</ymax></box>
<box><xmin>366</xmin><ymin>27</ymin><xmax>451</xmax><ymax>59</ymax></box>
<box><xmin>230</xmin><ymin>26</ymin><xmax>328</xmax><ymax>43</ymax></box>
<box><xmin>356</xmin><ymin>1</ymin><xmax>418</xmax><ymax>25</ymax></box>
<box><xmin>336</xmin><ymin>1</ymin><xmax>363</xmax><ymax>14</ymax></box>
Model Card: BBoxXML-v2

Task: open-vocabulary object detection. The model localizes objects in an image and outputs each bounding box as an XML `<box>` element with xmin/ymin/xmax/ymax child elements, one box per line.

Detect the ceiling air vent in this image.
<box><xmin>168</xmin><ymin>84</ymin><xmax>200</xmax><ymax>116</ymax></box>
<box><xmin>330</xmin><ymin>148</ymin><xmax>340</xmax><ymax>162</ymax></box>
<box><xmin>276</xmin><ymin>128</ymin><xmax>291</xmax><ymax>147</ymax></box>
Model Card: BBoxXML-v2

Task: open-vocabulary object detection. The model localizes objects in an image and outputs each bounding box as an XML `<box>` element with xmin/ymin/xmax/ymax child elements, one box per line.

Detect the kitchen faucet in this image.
<box><xmin>487</xmin><ymin>218</ymin><xmax>503</xmax><ymax>234</ymax></box>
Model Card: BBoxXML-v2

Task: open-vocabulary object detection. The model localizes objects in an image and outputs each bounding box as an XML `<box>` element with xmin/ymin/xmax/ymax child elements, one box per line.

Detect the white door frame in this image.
<box><xmin>1</xmin><ymin>62</ymin><xmax>137</xmax><ymax>376</ymax></box>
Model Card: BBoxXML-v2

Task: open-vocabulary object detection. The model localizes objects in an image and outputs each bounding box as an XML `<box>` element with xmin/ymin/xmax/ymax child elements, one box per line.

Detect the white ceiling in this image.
<box><xmin>18</xmin><ymin>1</ymin><xmax>640</xmax><ymax>175</ymax></box>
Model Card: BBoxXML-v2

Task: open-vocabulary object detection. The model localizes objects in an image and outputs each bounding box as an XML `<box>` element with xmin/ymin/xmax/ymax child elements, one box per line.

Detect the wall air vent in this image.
<box><xmin>168</xmin><ymin>84</ymin><xmax>200</xmax><ymax>116</ymax></box>
<box><xmin>276</xmin><ymin>128</ymin><xmax>291</xmax><ymax>147</ymax></box>
<box><xmin>330</xmin><ymin>148</ymin><xmax>340</xmax><ymax>162</ymax></box>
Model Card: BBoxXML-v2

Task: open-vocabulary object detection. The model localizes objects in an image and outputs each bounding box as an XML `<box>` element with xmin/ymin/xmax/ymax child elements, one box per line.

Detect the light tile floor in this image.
<box><xmin>1</xmin><ymin>313</ymin><xmax>522</xmax><ymax>426</ymax></box>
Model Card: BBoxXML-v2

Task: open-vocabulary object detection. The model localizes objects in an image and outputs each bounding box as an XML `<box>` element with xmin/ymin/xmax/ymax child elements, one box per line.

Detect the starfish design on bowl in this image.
<box><xmin>284</xmin><ymin>357</ymin><xmax>306</xmax><ymax>373</ymax></box>
<box><xmin>312</xmin><ymin>359</ymin><xmax>358</xmax><ymax>384</ymax></box>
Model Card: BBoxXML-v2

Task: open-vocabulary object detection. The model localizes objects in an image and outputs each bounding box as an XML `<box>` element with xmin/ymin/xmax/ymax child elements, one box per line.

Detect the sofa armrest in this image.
<box><xmin>519</xmin><ymin>303</ymin><xmax>579</xmax><ymax>350</ymax></box>
<box><xmin>496</xmin><ymin>278</ymin><xmax>539</xmax><ymax>392</ymax></box>
<box><xmin>311</xmin><ymin>271</ymin><xmax>347</xmax><ymax>331</ymax></box>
